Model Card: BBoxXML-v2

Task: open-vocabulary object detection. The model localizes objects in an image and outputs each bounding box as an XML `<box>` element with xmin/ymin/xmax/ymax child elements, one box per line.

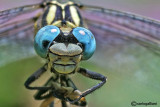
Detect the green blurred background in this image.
<box><xmin>0</xmin><ymin>0</ymin><xmax>160</xmax><ymax>107</ymax></box>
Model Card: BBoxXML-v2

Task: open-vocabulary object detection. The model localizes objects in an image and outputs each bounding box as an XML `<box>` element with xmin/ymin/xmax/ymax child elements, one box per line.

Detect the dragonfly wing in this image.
<box><xmin>0</xmin><ymin>3</ymin><xmax>42</xmax><ymax>25</ymax></box>
<box><xmin>0</xmin><ymin>18</ymin><xmax>35</xmax><ymax>36</ymax></box>
<box><xmin>0</xmin><ymin>2</ymin><xmax>45</xmax><ymax>66</ymax></box>
<box><xmin>80</xmin><ymin>6</ymin><xmax>160</xmax><ymax>55</ymax></box>
<box><xmin>0</xmin><ymin>18</ymin><xmax>36</xmax><ymax>66</ymax></box>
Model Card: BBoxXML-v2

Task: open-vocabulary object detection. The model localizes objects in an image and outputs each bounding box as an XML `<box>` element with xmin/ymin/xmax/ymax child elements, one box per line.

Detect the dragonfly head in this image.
<box><xmin>34</xmin><ymin>25</ymin><xmax>96</xmax><ymax>74</ymax></box>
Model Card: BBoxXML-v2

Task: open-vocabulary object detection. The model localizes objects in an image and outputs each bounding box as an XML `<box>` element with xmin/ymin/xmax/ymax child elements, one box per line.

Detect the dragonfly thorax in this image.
<box><xmin>41</xmin><ymin>1</ymin><xmax>83</xmax><ymax>28</ymax></box>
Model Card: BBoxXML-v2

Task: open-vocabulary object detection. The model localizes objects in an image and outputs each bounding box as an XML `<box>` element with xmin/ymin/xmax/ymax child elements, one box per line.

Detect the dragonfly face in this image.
<box><xmin>34</xmin><ymin>25</ymin><xmax>96</xmax><ymax>74</ymax></box>
<box><xmin>48</xmin><ymin>43</ymin><xmax>82</xmax><ymax>74</ymax></box>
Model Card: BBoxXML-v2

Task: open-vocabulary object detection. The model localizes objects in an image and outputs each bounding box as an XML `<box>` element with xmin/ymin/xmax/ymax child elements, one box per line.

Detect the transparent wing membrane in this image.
<box><xmin>0</xmin><ymin>19</ymin><xmax>34</xmax><ymax>37</ymax></box>
<box><xmin>0</xmin><ymin>7</ymin><xmax>41</xmax><ymax>66</ymax></box>
<box><xmin>80</xmin><ymin>6</ymin><xmax>160</xmax><ymax>55</ymax></box>
<box><xmin>0</xmin><ymin>1</ymin><xmax>45</xmax><ymax>66</ymax></box>
<box><xmin>0</xmin><ymin>4</ymin><xmax>42</xmax><ymax>25</ymax></box>
<box><xmin>0</xmin><ymin>24</ymin><xmax>35</xmax><ymax>66</ymax></box>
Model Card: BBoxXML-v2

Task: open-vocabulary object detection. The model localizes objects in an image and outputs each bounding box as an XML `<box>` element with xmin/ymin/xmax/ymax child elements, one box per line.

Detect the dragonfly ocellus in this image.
<box><xmin>0</xmin><ymin>0</ymin><xmax>160</xmax><ymax>107</ymax></box>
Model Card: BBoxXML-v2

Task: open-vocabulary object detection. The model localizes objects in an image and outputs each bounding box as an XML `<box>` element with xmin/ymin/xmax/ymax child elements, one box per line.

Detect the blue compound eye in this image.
<box><xmin>34</xmin><ymin>25</ymin><xmax>60</xmax><ymax>58</ymax></box>
<box><xmin>72</xmin><ymin>27</ymin><xmax>96</xmax><ymax>60</ymax></box>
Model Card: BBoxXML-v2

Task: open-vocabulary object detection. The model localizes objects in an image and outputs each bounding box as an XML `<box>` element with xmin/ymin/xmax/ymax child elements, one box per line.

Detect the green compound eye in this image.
<box><xmin>72</xmin><ymin>27</ymin><xmax>96</xmax><ymax>60</ymax></box>
<box><xmin>34</xmin><ymin>25</ymin><xmax>60</xmax><ymax>58</ymax></box>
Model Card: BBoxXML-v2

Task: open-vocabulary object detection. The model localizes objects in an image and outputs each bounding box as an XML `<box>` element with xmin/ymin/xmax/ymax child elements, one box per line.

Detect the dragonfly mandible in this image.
<box><xmin>0</xmin><ymin>0</ymin><xmax>160</xmax><ymax>107</ymax></box>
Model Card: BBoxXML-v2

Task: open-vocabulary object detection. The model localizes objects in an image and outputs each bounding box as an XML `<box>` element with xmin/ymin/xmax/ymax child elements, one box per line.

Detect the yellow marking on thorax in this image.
<box><xmin>34</xmin><ymin>22</ymin><xmax>38</xmax><ymax>35</ymax></box>
<box><xmin>49</xmin><ymin>1</ymin><xmax>79</xmax><ymax>28</ymax></box>
<box><xmin>52</xmin><ymin>20</ymin><xmax>77</xmax><ymax>28</ymax></box>
<box><xmin>70</xmin><ymin>6</ymin><xmax>80</xmax><ymax>26</ymax></box>
<box><xmin>34</xmin><ymin>12</ymin><xmax>42</xmax><ymax>35</ymax></box>
<box><xmin>46</xmin><ymin>5</ymin><xmax>57</xmax><ymax>25</ymax></box>
<box><xmin>51</xmin><ymin>1</ymin><xmax>74</xmax><ymax>6</ymax></box>
<box><xmin>50</xmin><ymin>1</ymin><xmax>75</xmax><ymax>20</ymax></box>
<box><xmin>61</xmin><ymin>4</ymin><xmax>65</xmax><ymax>19</ymax></box>
<box><xmin>52</xmin><ymin>20</ymin><xmax>62</xmax><ymax>27</ymax></box>
<box><xmin>66</xmin><ymin>21</ymin><xmax>77</xmax><ymax>28</ymax></box>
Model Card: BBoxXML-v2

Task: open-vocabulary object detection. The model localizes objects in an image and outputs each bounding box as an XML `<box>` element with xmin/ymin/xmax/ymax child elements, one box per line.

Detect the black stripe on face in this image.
<box><xmin>65</xmin><ymin>4</ymin><xmax>84</xmax><ymax>27</ymax></box>
<box><xmin>42</xmin><ymin>4</ymin><xmax>63</xmax><ymax>26</ymax></box>
<box><xmin>64</xmin><ymin>5</ymin><xmax>75</xmax><ymax>24</ymax></box>
<box><xmin>51</xmin><ymin>5</ymin><xmax>63</xmax><ymax>24</ymax></box>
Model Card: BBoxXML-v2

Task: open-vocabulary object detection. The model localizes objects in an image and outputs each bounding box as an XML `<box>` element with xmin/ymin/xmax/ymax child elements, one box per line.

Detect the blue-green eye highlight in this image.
<box><xmin>72</xmin><ymin>27</ymin><xmax>96</xmax><ymax>60</ymax></box>
<box><xmin>34</xmin><ymin>25</ymin><xmax>60</xmax><ymax>58</ymax></box>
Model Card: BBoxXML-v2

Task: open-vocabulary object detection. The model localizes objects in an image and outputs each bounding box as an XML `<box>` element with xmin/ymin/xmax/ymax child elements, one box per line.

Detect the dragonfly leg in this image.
<box><xmin>64</xmin><ymin>76</ymin><xmax>87</xmax><ymax>106</ymax></box>
<box><xmin>34</xmin><ymin>77</ymin><xmax>56</xmax><ymax>100</ymax></box>
<box><xmin>33</xmin><ymin>74</ymin><xmax>71</xmax><ymax>101</ymax></box>
<box><xmin>64</xmin><ymin>76</ymin><xmax>77</xmax><ymax>90</ymax></box>
<box><xmin>67</xmin><ymin>68</ymin><xmax>107</xmax><ymax>104</ymax></box>
<box><xmin>24</xmin><ymin>64</ymin><xmax>53</xmax><ymax>90</ymax></box>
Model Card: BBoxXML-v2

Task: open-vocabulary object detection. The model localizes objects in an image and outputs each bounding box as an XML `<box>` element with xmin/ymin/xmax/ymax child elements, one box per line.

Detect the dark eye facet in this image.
<box><xmin>34</xmin><ymin>25</ymin><xmax>60</xmax><ymax>58</ymax></box>
<box><xmin>42</xmin><ymin>40</ymin><xmax>50</xmax><ymax>49</ymax></box>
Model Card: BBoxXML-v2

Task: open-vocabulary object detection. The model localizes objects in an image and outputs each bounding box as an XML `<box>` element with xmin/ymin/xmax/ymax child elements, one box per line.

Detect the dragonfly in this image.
<box><xmin>0</xmin><ymin>0</ymin><xmax>160</xmax><ymax>107</ymax></box>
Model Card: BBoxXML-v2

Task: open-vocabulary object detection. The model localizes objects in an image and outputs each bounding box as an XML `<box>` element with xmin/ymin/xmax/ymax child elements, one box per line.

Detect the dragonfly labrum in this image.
<box><xmin>0</xmin><ymin>0</ymin><xmax>160</xmax><ymax>107</ymax></box>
